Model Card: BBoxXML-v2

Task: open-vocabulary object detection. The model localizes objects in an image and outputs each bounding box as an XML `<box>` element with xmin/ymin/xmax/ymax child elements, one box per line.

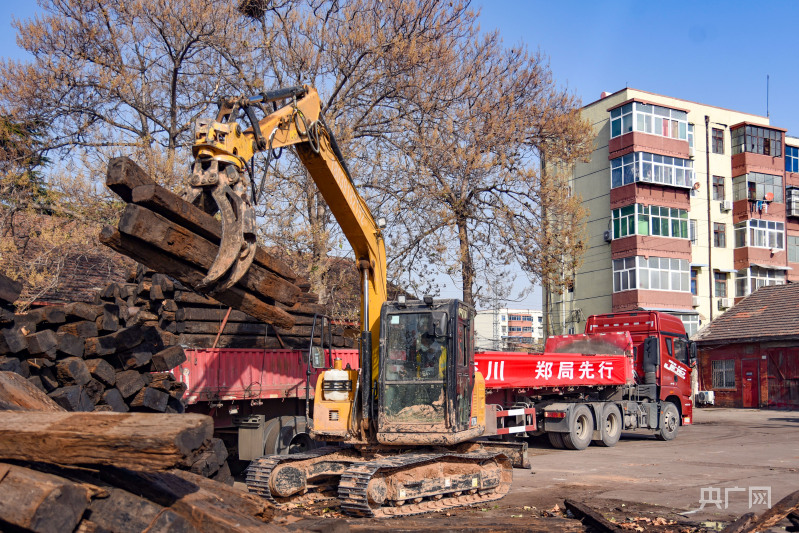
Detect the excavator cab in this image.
<box><xmin>376</xmin><ymin>298</ymin><xmax>485</xmax><ymax>445</ymax></box>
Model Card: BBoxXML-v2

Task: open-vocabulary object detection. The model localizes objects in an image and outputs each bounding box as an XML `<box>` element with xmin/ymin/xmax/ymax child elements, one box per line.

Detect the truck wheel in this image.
<box><xmin>548</xmin><ymin>431</ymin><xmax>565</xmax><ymax>449</ymax></box>
<box><xmin>562</xmin><ymin>405</ymin><xmax>593</xmax><ymax>450</ymax></box>
<box><xmin>263</xmin><ymin>416</ymin><xmax>317</xmax><ymax>455</ymax></box>
<box><xmin>655</xmin><ymin>403</ymin><xmax>679</xmax><ymax>441</ymax></box>
<box><xmin>595</xmin><ymin>404</ymin><xmax>622</xmax><ymax>447</ymax></box>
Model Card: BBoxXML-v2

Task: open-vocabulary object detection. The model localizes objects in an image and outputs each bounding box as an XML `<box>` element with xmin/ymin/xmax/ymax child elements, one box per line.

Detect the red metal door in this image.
<box><xmin>741</xmin><ymin>359</ymin><xmax>759</xmax><ymax>408</ymax></box>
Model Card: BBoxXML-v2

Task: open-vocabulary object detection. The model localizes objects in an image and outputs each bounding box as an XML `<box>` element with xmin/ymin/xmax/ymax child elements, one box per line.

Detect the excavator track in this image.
<box><xmin>245</xmin><ymin>446</ymin><xmax>348</xmax><ymax>507</ymax></box>
<box><xmin>338</xmin><ymin>451</ymin><xmax>513</xmax><ymax>518</ymax></box>
<box><xmin>246</xmin><ymin>448</ymin><xmax>513</xmax><ymax>517</ymax></box>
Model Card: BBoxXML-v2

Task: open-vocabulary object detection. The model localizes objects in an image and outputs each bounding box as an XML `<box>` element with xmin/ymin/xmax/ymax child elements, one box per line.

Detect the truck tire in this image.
<box><xmin>547</xmin><ymin>431</ymin><xmax>565</xmax><ymax>449</ymax></box>
<box><xmin>594</xmin><ymin>404</ymin><xmax>622</xmax><ymax>447</ymax></box>
<box><xmin>263</xmin><ymin>416</ymin><xmax>318</xmax><ymax>455</ymax></box>
<box><xmin>655</xmin><ymin>403</ymin><xmax>679</xmax><ymax>441</ymax></box>
<box><xmin>562</xmin><ymin>405</ymin><xmax>593</xmax><ymax>450</ymax></box>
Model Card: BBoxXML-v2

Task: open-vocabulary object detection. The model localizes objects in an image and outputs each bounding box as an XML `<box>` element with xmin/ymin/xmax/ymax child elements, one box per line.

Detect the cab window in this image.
<box><xmin>673</xmin><ymin>338</ymin><xmax>689</xmax><ymax>365</ymax></box>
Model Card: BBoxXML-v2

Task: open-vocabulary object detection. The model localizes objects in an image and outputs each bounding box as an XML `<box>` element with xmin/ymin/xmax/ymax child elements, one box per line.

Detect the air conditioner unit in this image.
<box><xmin>718</xmin><ymin>298</ymin><xmax>733</xmax><ymax>310</ymax></box>
<box><xmin>696</xmin><ymin>391</ymin><xmax>715</xmax><ymax>405</ymax></box>
<box><xmin>688</xmin><ymin>147</ymin><xmax>695</xmax><ymax>158</ymax></box>
<box><xmin>603</xmin><ymin>230</ymin><xmax>613</xmax><ymax>243</ymax></box>
<box><xmin>692</xmin><ymin>296</ymin><xmax>700</xmax><ymax>307</ymax></box>
<box><xmin>720</xmin><ymin>200</ymin><xmax>732</xmax><ymax>212</ymax></box>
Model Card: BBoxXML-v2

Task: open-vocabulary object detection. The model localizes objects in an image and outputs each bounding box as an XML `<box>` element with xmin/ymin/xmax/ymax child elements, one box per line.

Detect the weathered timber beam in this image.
<box><xmin>131</xmin><ymin>183</ymin><xmax>296</xmax><ymax>282</ymax></box>
<box><xmin>106</xmin><ymin>156</ymin><xmax>296</xmax><ymax>282</ymax></box>
<box><xmin>99</xmin><ymin>227</ymin><xmax>294</xmax><ymax>328</ymax></box>
<box><xmin>0</xmin><ymin>411</ymin><xmax>213</xmax><ymax>470</ymax></box>
<box><xmin>0</xmin><ymin>463</ymin><xmax>89</xmax><ymax>533</ymax></box>
<box><xmin>117</xmin><ymin>204</ymin><xmax>299</xmax><ymax>306</ymax></box>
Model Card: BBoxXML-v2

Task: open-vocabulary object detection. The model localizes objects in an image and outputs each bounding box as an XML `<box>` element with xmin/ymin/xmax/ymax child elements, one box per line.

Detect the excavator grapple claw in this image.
<box><xmin>187</xmin><ymin>159</ymin><xmax>256</xmax><ymax>293</ymax></box>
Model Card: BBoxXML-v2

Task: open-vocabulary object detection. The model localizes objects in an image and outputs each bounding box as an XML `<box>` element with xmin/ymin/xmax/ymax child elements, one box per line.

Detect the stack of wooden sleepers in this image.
<box><xmin>101</xmin><ymin>156</ymin><xmax>356</xmax><ymax>349</ymax></box>
<box><xmin>0</xmin><ymin>271</ymin><xmax>187</xmax><ymax>415</ymax></box>
<box><xmin>0</xmin><ymin>372</ymin><xmax>285</xmax><ymax>533</ymax></box>
<box><xmin>135</xmin><ymin>270</ymin><xmax>356</xmax><ymax>350</ymax></box>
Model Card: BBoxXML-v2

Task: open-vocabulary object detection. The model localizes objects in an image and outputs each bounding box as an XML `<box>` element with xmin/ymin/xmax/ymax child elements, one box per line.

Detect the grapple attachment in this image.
<box><xmin>187</xmin><ymin>140</ymin><xmax>257</xmax><ymax>293</ymax></box>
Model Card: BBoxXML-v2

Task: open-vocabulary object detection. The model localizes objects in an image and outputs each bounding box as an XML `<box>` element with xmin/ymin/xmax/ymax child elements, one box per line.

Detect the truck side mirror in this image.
<box><xmin>689</xmin><ymin>341</ymin><xmax>697</xmax><ymax>368</ymax></box>
<box><xmin>310</xmin><ymin>346</ymin><xmax>326</xmax><ymax>369</ymax></box>
<box><xmin>642</xmin><ymin>336</ymin><xmax>659</xmax><ymax>384</ymax></box>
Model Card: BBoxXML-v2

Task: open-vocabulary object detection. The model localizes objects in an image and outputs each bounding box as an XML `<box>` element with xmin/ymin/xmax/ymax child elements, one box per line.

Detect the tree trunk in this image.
<box><xmin>456</xmin><ymin>215</ymin><xmax>474</xmax><ymax>307</ymax></box>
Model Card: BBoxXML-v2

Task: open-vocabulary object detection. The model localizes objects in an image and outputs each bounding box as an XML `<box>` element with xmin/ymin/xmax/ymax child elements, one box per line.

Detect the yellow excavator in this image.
<box><xmin>187</xmin><ymin>85</ymin><xmax>518</xmax><ymax>517</ymax></box>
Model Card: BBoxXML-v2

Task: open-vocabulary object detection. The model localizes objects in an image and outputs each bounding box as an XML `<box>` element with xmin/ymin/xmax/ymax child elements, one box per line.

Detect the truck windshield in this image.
<box><xmin>381</xmin><ymin>312</ymin><xmax>447</xmax><ymax>425</ymax></box>
<box><xmin>546</xmin><ymin>333</ymin><xmax>630</xmax><ymax>355</ymax></box>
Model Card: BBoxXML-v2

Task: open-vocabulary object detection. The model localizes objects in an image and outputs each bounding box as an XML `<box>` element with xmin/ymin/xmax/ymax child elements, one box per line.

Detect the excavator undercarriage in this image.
<box><xmin>246</xmin><ymin>446</ymin><xmax>513</xmax><ymax>518</ymax></box>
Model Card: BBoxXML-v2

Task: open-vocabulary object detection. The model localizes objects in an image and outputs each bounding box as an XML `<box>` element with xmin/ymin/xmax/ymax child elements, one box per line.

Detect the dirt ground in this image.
<box><xmin>265</xmin><ymin>408</ymin><xmax>799</xmax><ymax>532</ymax></box>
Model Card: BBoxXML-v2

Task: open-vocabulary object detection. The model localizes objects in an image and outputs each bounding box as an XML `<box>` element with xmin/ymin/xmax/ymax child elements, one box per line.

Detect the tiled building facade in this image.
<box><xmin>474</xmin><ymin>308</ymin><xmax>544</xmax><ymax>351</ymax></box>
<box><xmin>547</xmin><ymin>89</ymin><xmax>799</xmax><ymax>337</ymax></box>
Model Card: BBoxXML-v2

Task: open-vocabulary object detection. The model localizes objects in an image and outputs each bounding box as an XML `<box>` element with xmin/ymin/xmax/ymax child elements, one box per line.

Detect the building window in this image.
<box><xmin>610</xmin><ymin>103</ymin><xmax>633</xmax><ymax>138</ymax></box>
<box><xmin>712</xmin><ymin>176</ymin><xmax>725</xmax><ymax>201</ymax></box>
<box><xmin>612</xmin><ymin>257</ymin><xmax>636</xmax><ymax>292</ymax></box>
<box><xmin>733</xmin><ymin>219</ymin><xmax>784</xmax><ymax>249</ymax></box>
<box><xmin>688</xmin><ymin>124</ymin><xmax>694</xmax><ymax>149</ymax></box>
<box><xmin>612</xmin><ymin>256</ymin><xmax>690</xmax><ymax>293</ymax></box>
<box><xmin>732</xmin><ymin>173</ymin><xmax>783</xmax><ymax>203</ymax></box>
<box><xmin>786</xmin><ymin>145</ymin><xmax>799</xmax><ymax>173</ymax></box>
<box><xmin>788</xmin><ymin>188</ymin><xmax>799</xmax><ymax>216</ymax></box>
<box><xmin>690</xmin><ymin>219</ymin><xmax>697</xmax><ymax>245</ymax></box>
<box><xmin>712</xmin><ymin>359</ymin><xmax>735</xmax><ymax>389</ymax></box>
<box><xmin>610</xmin><ymin>152</ymin><xmax>694</xmax><ymax>189</ymax></box>
<box><xmin>612</xmin><ymin>204</ymin><xmax>688</xmax><ymax>240</ymax></box>
<box><xmin>731</xmin><ymin>125</ymin><xmax>782</xmax><ymax>157</ymax></box>
<box><xmin>735</xmin><ymin>266</ymin><xmax>785</xmax><ymax>297</ymax></box>
<box><xmin>712</xmin><ymin>128</ymin><xmax>724</xmax><ymax>154</ymax></box>
<box><xmin>788</xmin><ymin>235</ymin><xmax>799</xmax><ymax>263</ymax></box>
<box><xmin>611</xmin><ymin>102</ymin><xmax>688</xmax><ymax>141</ymax></box>
<box><xmin>690</xmin><ymin>269</ymin><xmax>698</xmax><ymax>295</ymax></box>
<box><xmin>713</xmin><ymin>223</ymin><xmax>726</xmax><ymax>248</ymax></box>
<box><xmin>678</xmin><ymin>313</ymin><xmax>700</xmax><ymax>337</ymax></box>
<box><xmin>714</xmin><ymin>272</ymin><xmax>728</xmax><ymax>298</ymax></box>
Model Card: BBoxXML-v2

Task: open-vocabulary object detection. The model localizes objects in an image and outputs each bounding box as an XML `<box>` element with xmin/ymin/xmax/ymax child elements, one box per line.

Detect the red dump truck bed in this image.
<box><xmin>176</xmin><ymin>348</ymin><xmax>359</xmax><ymax>405</ymax></box>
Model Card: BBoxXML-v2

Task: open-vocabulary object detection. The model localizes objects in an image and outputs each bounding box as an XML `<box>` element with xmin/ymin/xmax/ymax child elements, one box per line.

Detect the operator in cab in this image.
<box><xmin>417</xmin><ymin>330</ymin><xmax>446</xmax><ymax>379</ymax></box>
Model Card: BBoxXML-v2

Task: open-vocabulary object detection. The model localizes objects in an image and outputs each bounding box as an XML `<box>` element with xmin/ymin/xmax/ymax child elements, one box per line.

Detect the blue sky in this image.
<box><xmin>4</xmin><ymin>1</ymin><xmax>797</xmax><ymax>309</ymax></box>
<box><xmin>478</xmin><ymin>1</ymin><xmax>797</xmax><ymax>132</ymax></box>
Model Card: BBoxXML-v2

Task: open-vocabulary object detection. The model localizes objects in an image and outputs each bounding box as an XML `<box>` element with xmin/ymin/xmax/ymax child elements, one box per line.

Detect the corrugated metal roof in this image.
<box><xmin>693</xmin><ymin>284</ymin><xmax>799</xmax><ymax>343</ymax></box>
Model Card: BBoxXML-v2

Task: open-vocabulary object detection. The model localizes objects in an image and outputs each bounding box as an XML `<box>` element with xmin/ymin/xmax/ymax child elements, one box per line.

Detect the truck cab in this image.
<box><xmin>585</xmin><ymin>311</ymin><xmax>696</xmax><ymax>425</ymax></box>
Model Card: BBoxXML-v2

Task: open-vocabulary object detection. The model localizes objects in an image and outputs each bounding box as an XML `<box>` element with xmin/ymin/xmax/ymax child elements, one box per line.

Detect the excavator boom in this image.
<box><xmin>186</xmin><ymin>85</ymin><xmax>512</xmax><ymax>517</ymax></box>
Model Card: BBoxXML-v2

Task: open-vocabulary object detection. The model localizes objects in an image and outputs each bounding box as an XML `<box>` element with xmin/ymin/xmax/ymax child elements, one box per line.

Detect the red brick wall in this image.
<box><xmin>609</xmin><ymin>132</ymin><xmax>690</xmax><ymax>160</ymax></box>
<box><xmin>611</xmin><ymin>235</ymin><xmax>691</xmax><ymax>260</ymax></box>
<box><xmin>612</xmin><ymin>290</ymin><xmax>692</xmax><ymax>312</ymax></box>
<box><xmin>697</xmin><ymin>343</ymin><xmax>799</xmax><ymax>409</ymax></box>
<box><xmin>610</xmin><ymin>183</ymin><xmax>691</xmax><ymax>211</ymax></box>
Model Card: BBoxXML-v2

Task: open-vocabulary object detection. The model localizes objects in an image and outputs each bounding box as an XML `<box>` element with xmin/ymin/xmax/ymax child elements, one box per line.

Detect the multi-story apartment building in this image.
<box><xmin>547</xmin><ymin>88</ymin><xmax>799</xmax><ymax>337</ymax></box>
<box><xmin>474</xmin><ymin>308</ymin><xmax>544</xmax><ymax>351</ymax></box>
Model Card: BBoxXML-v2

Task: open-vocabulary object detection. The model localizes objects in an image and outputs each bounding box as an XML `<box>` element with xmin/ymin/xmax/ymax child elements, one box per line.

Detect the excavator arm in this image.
<box><xmin>187</xmin><ymin>85</ymin><xmax>387</xmax><ymax>413</ymax></box>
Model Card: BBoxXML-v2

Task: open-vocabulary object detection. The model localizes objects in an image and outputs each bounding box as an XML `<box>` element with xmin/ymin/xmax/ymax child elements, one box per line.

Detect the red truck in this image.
<box><xmin>173</xmin><ymin>310</ymin><xmax>695</xmax><ymax>460</ymax></box>
<box><xmin>479</xmin><ymin>310</ymin><xmax>696</xmax><ymax>449</ymax></box>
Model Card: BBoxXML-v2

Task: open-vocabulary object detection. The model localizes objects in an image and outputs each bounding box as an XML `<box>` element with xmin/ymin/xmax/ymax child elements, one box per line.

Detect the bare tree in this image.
<box><xmin>1</xmin><ymin>0</ymin><xmax>247</xmax><ymax>187</ymax></box>
<box><xmin>379</xmin><ymin>34</ymin><xmax>593</xmax><ymax>307</ymax></box>
<box><xmin>0</xmin><ymin>0</ymin><xmax>592</xmax><ymax>314</ymax></box>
